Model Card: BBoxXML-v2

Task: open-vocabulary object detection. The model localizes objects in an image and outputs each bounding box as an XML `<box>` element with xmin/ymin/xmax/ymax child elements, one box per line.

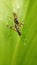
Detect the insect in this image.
<box><xmin>7</xmin><ymin>12</ymin><xmax>24</xmax><ymax>36</ymax></box>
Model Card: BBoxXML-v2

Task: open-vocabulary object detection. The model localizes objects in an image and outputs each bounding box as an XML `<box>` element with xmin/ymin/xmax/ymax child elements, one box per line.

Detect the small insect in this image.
<box><xmin>7</xmin><ymin>12</ymin><xmax>24</xmax><ymax>36</ymax></box>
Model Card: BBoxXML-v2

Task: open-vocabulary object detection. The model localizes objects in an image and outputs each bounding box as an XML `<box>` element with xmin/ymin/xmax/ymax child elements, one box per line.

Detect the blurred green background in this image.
<box><xmin>0</xmin><ymin>0</ymin><xmax>37</xmax><ymax>65</ymax></box>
